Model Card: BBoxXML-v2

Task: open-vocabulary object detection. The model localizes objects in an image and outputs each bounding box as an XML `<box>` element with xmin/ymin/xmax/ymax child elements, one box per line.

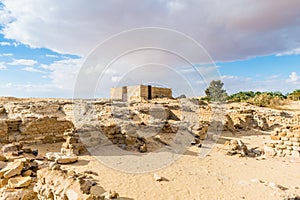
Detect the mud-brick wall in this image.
<box><xmin>151</xmin><ymin>87</ymin><xmax>172</xmax><ymax>98</ymax></box>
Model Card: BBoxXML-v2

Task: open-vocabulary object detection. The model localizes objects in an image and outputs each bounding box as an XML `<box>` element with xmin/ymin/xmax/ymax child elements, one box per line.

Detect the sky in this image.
<box><xmin>0</xmin><ymin>0</ymin><xmax>300</xmax><ymax>98</ymax></box>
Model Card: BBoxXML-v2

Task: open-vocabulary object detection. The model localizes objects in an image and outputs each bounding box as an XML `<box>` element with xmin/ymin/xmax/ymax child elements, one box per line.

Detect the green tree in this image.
<box><xmin>205</xmin><ymin>80</ymin><xmax>228</xmax><ymax>102</ymax></box>
<box><xmin>288</xmin><ymin>89</ymin><xmax>300</xmax><ymax>101</ymax></box>
<box><xmin>177</xmin><ymin>94</ymin><xmax>187</xmax><ymax>99</ymax></box>
<box><xmin>228</xmin><ymin>91</ymin><xmax>255</xmax><ymax>102</ymax></box>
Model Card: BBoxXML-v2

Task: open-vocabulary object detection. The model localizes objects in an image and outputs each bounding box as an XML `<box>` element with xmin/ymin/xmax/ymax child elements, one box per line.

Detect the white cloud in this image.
<box><xmin>40</xmin><ymin>58</ymin><xmax>82</xmax><ymax>90</ymax></box>
<box><xmin>266</xmin><ymin>74</ymin><xmax>281</xmax><ymax>80</ymax></box>
<box><xmin>8</xmin><ymin>59</ymin><xmax>37</xmax><ymax>66</ymax></box>
<box><xmin>276</xmin><ymin>48</ymin><xmax>300</xmax><ymax>56</ymax></box>
<box><xmin>45</xmin><ymin>54</ymin><xmax>59</xmax><ymax>58</ymax></box>
<box><xmin>0</xmin><ymin>82</ymin><xmax>65</xmax><ymax>98</ymax></box>
<box><xmin>22</xmin><ymin>66</ymin><xmax>45</xmax><ymax>73</ymax></box>
<box><xmin>0</xmin><ymin>53</ymin><xmax>13</xmax><ymax>57</ymax></box>
<box><xmin>111</xmin><ymin>76</ymin><xmax>121</xmax><ymax>83</ymax></box>
<box><xmin>286</xmin><ymin>72</ymin><xmax>299</xmax><ymax>84</ymax></box>
<box><xmin>220</xmin><ymin>74</ymin><xmax>298</xmax><ymax>94</ymax></box>
<box><xmin>0</xmin><ymin>62</ymin><xmax>7</xmax><ymax>70</ymax></box>
<box><xmin>0</xmin><ymin>59</ymin><xmax>83</xmax><ymax>97</ymax></box>
<box><xmin>0</xmin><ymin>42</ymin><xmax>11</xmax><ymax>46</ymax></box>
<box><xmin>1</xmin><ymin>0</ymin><xmax>300</xmax><ymax>61</ymax></box>
<box><xmin>0</xmin><ymin>41</ymin><xmax>18</xmax><ymax>46</ymax></box>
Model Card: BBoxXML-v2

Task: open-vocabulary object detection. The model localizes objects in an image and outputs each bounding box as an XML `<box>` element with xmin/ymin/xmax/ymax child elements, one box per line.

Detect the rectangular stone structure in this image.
<box><xmin>110</xmin><ymin>84</ymin><xmax>172</xmax><ymax>101</ymax></box>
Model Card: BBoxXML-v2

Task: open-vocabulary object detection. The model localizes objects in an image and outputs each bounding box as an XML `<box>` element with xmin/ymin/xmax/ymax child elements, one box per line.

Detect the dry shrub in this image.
<box><xmin>247</xmin><ymin>93</ymin><xmax>285</xmax><ymax>108</ymax></box>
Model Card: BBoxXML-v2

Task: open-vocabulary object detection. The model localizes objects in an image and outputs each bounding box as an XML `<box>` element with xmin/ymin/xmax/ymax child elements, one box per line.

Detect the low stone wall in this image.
<box><xmin>0</xmin><ymin>100</ymin><xmax>74</xmax><ymax>144</ymax></box>
<box><xmin>265</xmin><ymin>126</ymin><xmax>300</xmax><ymax>157</ymax></box>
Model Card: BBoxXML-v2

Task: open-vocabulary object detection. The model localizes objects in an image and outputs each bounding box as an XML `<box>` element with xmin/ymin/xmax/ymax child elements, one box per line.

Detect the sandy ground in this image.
<box><xmin>278</xmin><ymin>101</ymin><xmax>300</xmax><ymax>114</ymax></box>
<box><xmin>30</xmin><ymin>131</ymin><xmax>300</xmax><ymax>200</ymax></box>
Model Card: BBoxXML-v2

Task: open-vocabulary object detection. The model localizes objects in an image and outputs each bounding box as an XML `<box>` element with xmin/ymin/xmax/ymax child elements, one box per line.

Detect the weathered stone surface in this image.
<box><xmin>34</xmin><ymin>167</ymin><xmax>107</xmax><ymax>200</ymax></box>
<box><xmin>0</xmin><ymin>161</ymin><xmax>7</xmax><ymax>170</ymax></box>
<box><xmin>22</xmin><ymin>170</ymin><xmax>32</xmax><ymax>177</ymax></box>
<box><xmin>0</xmin><ymin>154</ymin><xmax>6</xmax><ymax>162</ymax></box>
<box><xmin>45</xmin><ymin>152</ymin><xmax>78</xmax><ymax>164</ymax></box>
<box><xmin>61</xmin><ymin>128</ymin><xmax>85</xmax><ymax>156</ymax></box>
<box><xmin>0</xmin><ymin>160</ymin><xmax>23</xmax><ymax>178</ymax></box>
<box><xmin>102</xmin><ymin>190</ymin><xmax>119</xmax><ymax>199</ymax></box>
<box><xmin>0</xmin><ymin>187</ymin><xmax>37</xmax><ymax>200</ymax></box>
<box><xmin>264</xmin><ymin>146</ymin><xmax>277</xmax><ymax>157</ymax></box>
<box><xmin>8</xmin><ymin>176</ymin><xmax>32</xmax><ymax>188</ymax></box>
<box><xmin>1</xmin><ymin>143</ymin><xmax>22</xmax><ymax>153</ymax></box>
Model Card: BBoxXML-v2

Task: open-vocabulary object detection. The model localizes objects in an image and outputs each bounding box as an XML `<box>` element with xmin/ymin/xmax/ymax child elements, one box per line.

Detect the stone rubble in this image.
<box><xmin>61</xmin><ymin>128</ymin><xmax>85</xmax><ymax>155</ymax></box>
<box><xmin>0</xmin><ymin>150</ymin><xmax>122</xmax><ymax>200</ymax></box>
<box><xmin>1</xmin><ymin>97</ymin><xmax>300</xmax><ymax>199</ymax></box>
<box><xmin>45</xmin><ymin>152</ymin><xmax>78</xmax><ymax>164</ymax></box>
<box><xmin>0</xmin><ymin>128</ymin><xmax>123</xmax><ymax>199</ymax></box>
<box><xmin>223</xmin><ymin>139</ymin><xmax>263</xmax><ymax>157</ymax></box>
<box><xmin>265</xmin><ymin>125</ymin><xmax>300</xmax><ymax>158</ymax></box>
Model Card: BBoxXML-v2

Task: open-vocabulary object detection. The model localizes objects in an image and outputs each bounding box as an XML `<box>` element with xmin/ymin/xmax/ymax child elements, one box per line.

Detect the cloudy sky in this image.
<box><xmin>0</xmin><ymin>0</ymin><xmax>300</xmax><ymax>98</ymax></box>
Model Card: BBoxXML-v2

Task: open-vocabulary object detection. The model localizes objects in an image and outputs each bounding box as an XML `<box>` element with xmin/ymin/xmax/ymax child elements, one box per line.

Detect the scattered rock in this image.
<box><xmin>22</xmin><ymin>147</ymin><xmax>32</xmax><ymax>154</ymax></box>
<box><xmin>139</xmin><ymin>143</ymin><xmax>147</xmax><ymax>153</ymax></box>
<box><xmin>154</xmin><ymin>173</ymin><xmax>162</xmax><ymax>181</ymax></box>
<box><xmin>32</xmin><ymin>149</ymin><xmax>38</xmax><ymax>157</ymax></box>
<box><xmin>0</xmin><ymin>161</ymin><xmax>7</xmax><ymax>169</ymax></box>
<box><xmin>45</xmin><ymin>152</ymin><xmax>78</xmax><ymax>164</ymax></box>
<box><xmin>102</xmin><ymin>190</ymin><xmax>119</xmax><ymax>199</ymax></box>
<box><xmin>1</xmin><ymin>143</ymin><xmax>22</xmax><ymax>153</ymax></box>
<box><xmin>34</xmin><ymin>167</ymin><xmax>112</xmax><ymax>200</ymax></box>
<box><xmin>8</xmin><ymin>176</ymin><xmax>32</xmax><ymax>188</ymax></box>
<box><xmin>269</xmin><ymin>182</ymin><xmax>289</xmax><ymax>191</ymax></box>
<box><xmin>84</xmin><ymin>170</ymin><xmax>98</xmax><ymax>176</ymax></box>
<box><xmin>0</xmin><ymin>160</ymin><xmax>24</xmax><ymax>178</ymax></box>
<box><xmin>22</xmin><ymin>170</ymin><xmax>32</xmax><ymax>177</ymax></box>
<box><xmin>61</xmin><ymin>128</ymin><xmax>85</xmax><ymax>155</ymax></box>
<box><xmin>0</xmin><ymin>154</ymin><xmax>7</xmax><ymax>162</ymax></box>
<box><xmin>47</xmin><ymin>161</ymin><xmax>58</xmax><ymax>171</ymax></box>
<box><xmin>223</xmin><ymin>139</ymin><xmax>260</xmax><ymax>157</ymax></box>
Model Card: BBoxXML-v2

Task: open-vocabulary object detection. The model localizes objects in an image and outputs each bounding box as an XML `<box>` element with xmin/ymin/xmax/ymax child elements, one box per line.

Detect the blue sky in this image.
<box><xmin>0</xmin><ymin>1</ymin><xmax>299</xmax><ymax>97</ymax></box>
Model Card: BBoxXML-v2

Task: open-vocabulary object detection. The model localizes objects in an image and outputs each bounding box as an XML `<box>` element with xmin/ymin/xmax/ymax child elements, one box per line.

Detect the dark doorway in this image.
<box><xmin>148</xmin><ymin>85</ymin><xmax>152</xmax><ymax>99</ymax></box>
<box><xmin>122</xmin><ymin>86</ymin><xmax>127</xmax><ymax>101</ymax></box>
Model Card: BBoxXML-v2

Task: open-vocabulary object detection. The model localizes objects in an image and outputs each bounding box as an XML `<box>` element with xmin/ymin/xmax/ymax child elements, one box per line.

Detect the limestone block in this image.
<box><xmin>8</xmin><ymin>176</ymin><xmax>32</xmax><ymax>188</ymax></box>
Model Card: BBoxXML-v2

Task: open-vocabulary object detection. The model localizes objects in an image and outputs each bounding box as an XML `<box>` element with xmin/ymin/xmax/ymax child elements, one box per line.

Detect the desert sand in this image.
<box><xmin>58</xmin><ymin>132</ymin><xmax>300</xmax><ymax>200</ymax></box>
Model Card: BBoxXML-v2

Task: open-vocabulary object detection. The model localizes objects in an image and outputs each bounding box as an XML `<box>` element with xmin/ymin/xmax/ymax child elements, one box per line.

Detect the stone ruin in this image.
<box><xmin>0</xmin><ymin>100</ymin><xmax>73</xmax><ymax>144</ymax></box>
<box><xmin>265</xmin><ymin>125</ymin><xmax>300</xmax><ymax>158</ymax></box>
<box><xmin>1</xmin><ymin>97</ymin><xmax>300</xmax><ymax>199</ymax></box>
<box><xmin>61</xmin><ymin>128</ymin><xmax>85</xmax><ymax>155</ymax></box>
<box><xmin>0</xmin><ymin>139</ymin><xmax>120</xmax><ymax>199</ymax></box>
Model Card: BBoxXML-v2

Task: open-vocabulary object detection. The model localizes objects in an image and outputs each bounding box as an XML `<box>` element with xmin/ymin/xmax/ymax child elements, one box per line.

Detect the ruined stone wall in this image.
<box><xmin>111</xmin><ymin>85</ymin><xmax>173</xmax><ymax>101</ymax></box>
<box><xmin>127</xmin><ymin>85</ymin><xmax>141</xmax><ymax>100</ymax></box>
<box><xmin>140</xmin><ymin>85</ymin><xmax>149</xmax><ymax>99</ymax></box>
<box><xmin>265</xmin><ymin>126</ymin><xmax>300</xmax><ymax>158</ymax></box>
<box><xmin>151</xmin><ymin>86</ymin><xmax>172</xmax><ymax>98</ymax></box>
<box><xmin>110</xmin><ymin>87</ymin><xmax>123</xmax><ymax>100</ymax></box>
<box><xmin>0</xmin><ymin>101</ymin><xmax>74</xmax><ymax>144</ymax></box>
